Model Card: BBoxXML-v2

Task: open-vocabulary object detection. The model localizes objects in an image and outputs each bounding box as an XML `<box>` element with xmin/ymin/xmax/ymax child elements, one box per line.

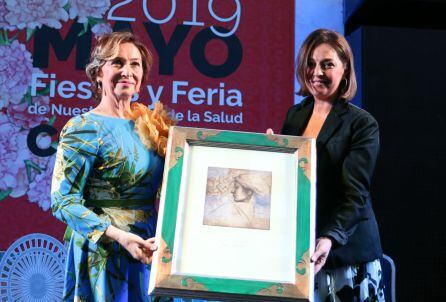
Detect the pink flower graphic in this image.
<box><xmin>69</xmin><ymin>0</ymin><xmax>110</xmax><ymax>23</ymax></box>
<box><xmin>6</xmin><ymin>96</ymin><xmax>50</xmax><ymax>129</ymax></box>
<box><xmin>6</xmin><ymin>95</ymin><xmax>50</xmax><ymax>128</ymax></box>
<box><xmin>27</xmin><ymin>154</ymin><xmax>55</xmax><ymax>211</ymax></box>
<box><xmin>4</xmin><ymin>0</ymin><xmax>69</xmax><ymax>30</ymax></box>
<box><xmin>0</xmin><ymin>0</ymin><xmax>15</xmax><ymax>30</ymax></box>
<box><xmin>0</xmin><ymin>40</ymin><xmax>36</xmax><ymax>108</ymax></box>
<box><xmin>0</xmin><ymin>114</ymin><xmax>33</xmax><ymax>198</ymax></box>
<box><xmin>91</xmin><ymin>22</ymin><xmax>112</xmax><ymax>38</ymax></box>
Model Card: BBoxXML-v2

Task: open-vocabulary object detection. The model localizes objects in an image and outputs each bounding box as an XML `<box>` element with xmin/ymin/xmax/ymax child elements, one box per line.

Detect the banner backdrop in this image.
<box><xmin>0</xmin><ymin>1</ymin><xmax>295</xmax><ymax>251</ymax></box>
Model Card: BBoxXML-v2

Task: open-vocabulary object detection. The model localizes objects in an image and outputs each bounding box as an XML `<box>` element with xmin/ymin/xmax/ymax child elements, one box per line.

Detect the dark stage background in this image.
<box><xmin>346</xmin><ymin>1</ymin><xmax>446</xmax><ymax>300</ymax></box>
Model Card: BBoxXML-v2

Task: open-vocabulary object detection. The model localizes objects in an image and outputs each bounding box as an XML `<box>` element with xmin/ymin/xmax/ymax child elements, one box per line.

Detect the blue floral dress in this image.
<box><xmin>51</xmin><ymin>112</ymin><xmax>164</xmax><ymax>301</ymax></box>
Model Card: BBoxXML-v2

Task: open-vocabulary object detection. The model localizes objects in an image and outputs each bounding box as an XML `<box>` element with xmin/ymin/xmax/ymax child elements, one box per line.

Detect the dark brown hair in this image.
<box><xmin>86</xmin><ymin>31</ymin><xmax>153</xmax><ymax>101</ymax></box>
<box><xmin>296</xmin><ymin>29</ymin><xmax>357</xmax><ymax>101</ymax></box>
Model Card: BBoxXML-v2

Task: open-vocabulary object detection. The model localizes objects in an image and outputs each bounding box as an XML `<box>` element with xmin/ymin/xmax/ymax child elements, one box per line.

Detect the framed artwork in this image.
<box><xmin>149</xmin><ymin>126</ymin><xmax>316</xmax><ymax>301</ymax></box>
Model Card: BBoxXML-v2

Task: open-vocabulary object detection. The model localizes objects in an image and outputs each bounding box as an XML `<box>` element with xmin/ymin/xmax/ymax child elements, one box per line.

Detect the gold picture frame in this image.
<box><xmin>150</xmin><ymin>126</ymin><xmax>316</xmax><ymax>301</ymax></box>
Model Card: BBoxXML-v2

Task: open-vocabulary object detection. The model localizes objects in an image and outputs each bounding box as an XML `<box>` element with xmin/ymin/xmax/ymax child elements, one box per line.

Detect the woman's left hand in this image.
<box><xmin>311</xmin><ymin>237</ymin><xmax>332</xmax><ymax>274</ymax></box>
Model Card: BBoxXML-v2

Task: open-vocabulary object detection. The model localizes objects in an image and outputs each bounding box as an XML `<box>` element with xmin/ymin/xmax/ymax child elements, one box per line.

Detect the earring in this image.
<box><xmin>131</xmin><ymin>92</ymin><xmax>139</xmax><ymax>102</ymax></box>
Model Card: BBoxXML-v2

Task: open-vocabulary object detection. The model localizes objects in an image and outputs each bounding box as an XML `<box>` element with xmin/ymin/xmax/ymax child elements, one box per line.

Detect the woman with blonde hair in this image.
<box><xmin>51</xmin><ymin>31</ymin><xmax>174</xmax><ymax>301</ymax></box>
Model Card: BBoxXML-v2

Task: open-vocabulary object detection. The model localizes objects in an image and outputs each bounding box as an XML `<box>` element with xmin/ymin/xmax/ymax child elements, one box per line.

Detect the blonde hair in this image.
<box><xmin>296</xmin><ymin>29</ymin><xmax>357</xmax><ymax>101</ymax></box>
<box><xmin>86</xmin><ymin>31</ymin><xmax>153</xmax><ymax>101</ymax></box>
<box><xmin>85</xmin><ymin>32</ymin><xmax>175</xmax><ymax>157</ymax></box>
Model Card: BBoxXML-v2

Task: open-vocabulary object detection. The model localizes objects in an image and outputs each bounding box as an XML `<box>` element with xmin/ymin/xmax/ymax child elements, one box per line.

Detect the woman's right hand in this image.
<box><xmin>106</xmin><ymin>225</ymin><xmax>157</xmax><ymax>264</ymax></box>
<box><xmin>119</xmin><ymin>233</ymin><xmax>157</xmax><ymax>264</ymax></box>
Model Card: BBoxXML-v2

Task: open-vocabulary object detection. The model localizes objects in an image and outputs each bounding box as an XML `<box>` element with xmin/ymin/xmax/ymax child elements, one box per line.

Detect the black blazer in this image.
<box><xmin>282</xmin><ymin>97</ymin><xmax>382</xmax><ymax>269</ymax></box>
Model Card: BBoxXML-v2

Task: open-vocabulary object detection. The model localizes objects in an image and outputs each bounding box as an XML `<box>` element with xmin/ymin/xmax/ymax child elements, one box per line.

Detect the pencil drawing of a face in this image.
<box><xmin>203</xmin><ymin>167</ymin><xmax>272</xmax><ymax>230</ymax></box>
<box><xmin>231</xmin><ymin>181</ymin><xmax>253</xmax><ymax>202</ymax></box>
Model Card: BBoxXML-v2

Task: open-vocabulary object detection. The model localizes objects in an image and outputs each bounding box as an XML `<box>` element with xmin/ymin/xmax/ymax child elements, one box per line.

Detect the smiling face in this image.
<box><xmin>97</xmin><ymin>42</ymin><xmax>143</xmax><ymax>101</ymax></box>
<box><xmin>306</xmin><ymin>43</ymin><xmax>346</xmax><ymax>102</ymax></box>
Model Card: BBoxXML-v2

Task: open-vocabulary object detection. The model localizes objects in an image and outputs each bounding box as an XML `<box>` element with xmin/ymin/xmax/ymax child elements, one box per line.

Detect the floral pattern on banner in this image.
<box><xmin>0</xmin><ymin>0</ymin><xmax>112</xmax><ymax>210</ymax></box>
<box><xmin>4</xmin><ymin>0</ymin><xmax>69</xmax><ymax>30</ymax></box>
<box><xmin>28</xmin><ymin>154</ymin><xmax>55</xmax><ymax>211</ymax></box>
<box><xmin>0</xmin><ymin>40</ymin><xmax>37</xmax><ymax>108</ymax></box>
<box><xmin>0</xmin><ymin>0</ymin><xmax>15</xmax><ymax>30</ymax></box>
<box><xmin>0</xmin><ymin>114</ymin><xmax>33</xmax><ymax>198</ymax></box>
<box><xmin>91</xmin><ymin>22</ymin><xmax>112</xmax><ymax>38</ymax></box>
<box><xmin>6</xmin><ymin>95</ymin><xmax>50</xmax><ymax>128</ymax></box>
<box><xmin>68</xmin><ymin>0</ymin><xmax>110</xmax><ymax>23</ymax></box>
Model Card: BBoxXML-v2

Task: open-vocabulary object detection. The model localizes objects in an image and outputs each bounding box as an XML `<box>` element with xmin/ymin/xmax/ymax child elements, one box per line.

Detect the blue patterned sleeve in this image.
<box><xmin>51</xmin><ymin>115</ymin><xmax>111</xmax><ymax>244</ymax></box>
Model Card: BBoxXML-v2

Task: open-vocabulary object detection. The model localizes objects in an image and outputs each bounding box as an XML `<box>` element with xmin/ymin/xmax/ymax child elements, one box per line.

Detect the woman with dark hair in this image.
<box><xmin>51</xmin><ymin>31</ymin><xmax>174</xmax><ymax>301</ymax></box>
<box><xmin>281</xmin><ymin>29</ymin><xmax>385</xmax><ymax>301</ymax></box>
